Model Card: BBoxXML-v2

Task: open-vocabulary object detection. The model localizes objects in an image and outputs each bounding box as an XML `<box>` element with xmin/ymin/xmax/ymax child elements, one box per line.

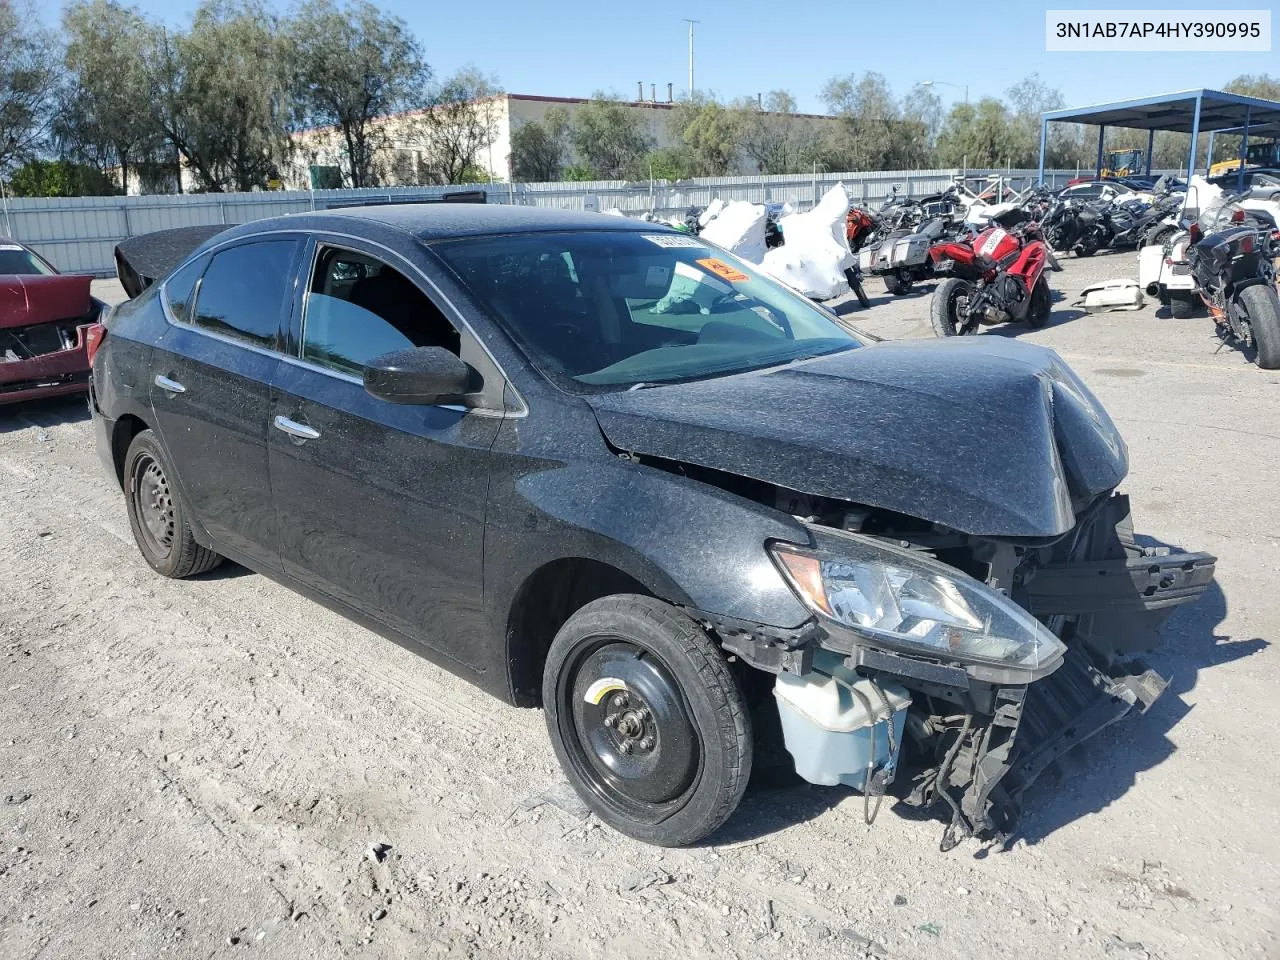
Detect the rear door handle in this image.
<box><xmin>273</xmin><ymin>415</ymin><xmax>320</xmax><ymax>441</ymax></box>
<box><xmin>154</xmin><ymin>375</ymin><xmax>186</xmax><ymax>394</ymax></box>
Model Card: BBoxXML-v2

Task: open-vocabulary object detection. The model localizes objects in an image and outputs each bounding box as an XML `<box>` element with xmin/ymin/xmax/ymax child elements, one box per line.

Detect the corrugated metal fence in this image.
<box><xmin>0</xmin><ymin>167</ymin><xmax>1124</xmax><ymax>276</ymax></box>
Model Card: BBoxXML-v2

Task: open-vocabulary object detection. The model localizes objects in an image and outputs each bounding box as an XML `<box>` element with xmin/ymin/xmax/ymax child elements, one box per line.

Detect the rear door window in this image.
<box><xmin>191</xmin><ymin>240</ymin><xmax>299</xmax><ymax>350</ymax></box>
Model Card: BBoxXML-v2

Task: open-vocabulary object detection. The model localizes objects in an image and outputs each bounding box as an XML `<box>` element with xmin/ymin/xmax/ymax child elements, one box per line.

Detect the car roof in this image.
<box><xmin>290</xmin><ymin>204</ymin><xmax>658</xmax><ymax>242</ymax></box>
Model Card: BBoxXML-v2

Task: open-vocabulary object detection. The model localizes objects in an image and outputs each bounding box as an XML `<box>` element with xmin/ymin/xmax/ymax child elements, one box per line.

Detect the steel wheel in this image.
<box><xmin>542</xmin><ymin>595</ymin><xmax>751</xmax><ymax>846</ymax></box>
<box><xmin>123</xmin><ymin>429</ymin><xmax>222</xmax><ymax>579</ymax></box>
<box><xmin>558</xmin><ymin>640</ymin><xmax>701</xmax><ymax>819</ymax></box>
<box><xmin>132</xmin><ymin>453</ymin><xmax>176</xmax><ymax>559</ymax></box>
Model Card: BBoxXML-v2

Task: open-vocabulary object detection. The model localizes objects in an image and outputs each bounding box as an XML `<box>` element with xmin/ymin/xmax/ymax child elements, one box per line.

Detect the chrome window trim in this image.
<box><xmin>157</xmin><ymin>224</ymin><xmax>527</xmax><ymax>419</ymax></box>
<box><xmin>290</xmin><ymin>235</ymin><xmax>517</xmax><ymax>419</ymax></box>
<box><xmin>158</xmin><ymin>232</ymin><xmax>303</xmax><ymax>360</ymax></box>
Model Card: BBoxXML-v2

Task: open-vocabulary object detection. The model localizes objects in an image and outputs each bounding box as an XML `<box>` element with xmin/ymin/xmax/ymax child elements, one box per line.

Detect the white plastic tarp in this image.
<box><xmin>757</xmin><ymin>184</ymin><xmax>854</xmax><ymax>300</ymax></box>
<box><xmin>699</xmin><ymin>200</ymin><xmax>768</xmax><ymax>265</ymax></box>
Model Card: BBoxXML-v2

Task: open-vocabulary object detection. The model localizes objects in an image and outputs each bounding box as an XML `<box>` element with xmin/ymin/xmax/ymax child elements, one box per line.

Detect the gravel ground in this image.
<box><xmin>1</xmin><ymin>253</ymin><xmax>1277</xmax><ymax>960</ymax></box>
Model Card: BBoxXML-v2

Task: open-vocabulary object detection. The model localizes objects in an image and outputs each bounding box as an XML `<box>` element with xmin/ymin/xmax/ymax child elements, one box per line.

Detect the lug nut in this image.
<box><xmin>636</xmin><ymin>708</ymin><xmax>651</xmax><ymax>722</ymax></box>
<box><xmin>611</xmin><ymin>693</ymin><xmax>628</xmax><ymax>709</ymax></box>
<box><xmin>619</xmin><ymin>741</ymin><xmax>632</xmax><ymax>755</ymax></box>
<box><xmin>603</xmin><ymin>713</ymin><xmax>617</xmax><ymax>728</ymax></box>
<box><xmin>638</xmin><ymin>736</ymin><xmax>655</xmax><ymax>751</ymax></box>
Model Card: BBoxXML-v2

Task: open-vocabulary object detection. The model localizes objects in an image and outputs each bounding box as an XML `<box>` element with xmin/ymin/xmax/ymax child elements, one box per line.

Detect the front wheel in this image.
<box><xmin>1239</xmin><ymin>283</ymin><xmax>1280</xmax><ymax>369</ymax></box>
<box><xmin>844</xmin><ymin>268</ymin><xmax>872</xmax><ymax>308</ymax></box>
<box><xmin>931</xmin><ymin>277</ymin><xmax>973</xmax><ymax>337</ymax></box>
<box><xmin>542</xmin><ymin>595</ymin><xmax>751</xmax><ymax>847</ymax></box>
<box><xmin>1025</xmin><ymin>276</ymin><xmax>1051</xmax><ymax>328</ymax></box>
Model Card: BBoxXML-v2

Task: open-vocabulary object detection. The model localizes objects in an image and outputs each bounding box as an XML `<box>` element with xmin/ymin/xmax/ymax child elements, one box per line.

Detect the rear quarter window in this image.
<box><xmin>163</xmin><ymin>255</ymin><xmax>208</xmax><ymax>325</ymax></box>
<box><xmin>190</xmin><ymin>240</ymin><xmax>299</xmax><ymax>350</ymax></box>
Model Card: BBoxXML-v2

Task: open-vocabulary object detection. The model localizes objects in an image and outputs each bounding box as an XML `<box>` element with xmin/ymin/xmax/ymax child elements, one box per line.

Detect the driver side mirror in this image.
<box><xmin>363</xmin><ymin>346</ymin><xmax>482</xmax><ymax>406</ymax></box>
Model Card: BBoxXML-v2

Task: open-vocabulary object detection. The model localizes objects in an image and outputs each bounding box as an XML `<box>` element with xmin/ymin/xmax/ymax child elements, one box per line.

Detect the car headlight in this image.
<box><xmin>770</xmin><ymin>537</ymin><xmax>1066</xmax><ymax>672</ymax></box>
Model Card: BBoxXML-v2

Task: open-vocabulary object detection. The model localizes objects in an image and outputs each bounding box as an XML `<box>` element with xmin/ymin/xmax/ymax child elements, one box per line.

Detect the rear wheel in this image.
<box><xmin>542</xmin><ymin>595</ymin><xmax>751</xmax><ymax>847</ymax></box>
<box><xmin>931</xmin><ymin>277</ymin><xmax>973</xmax><ymax>337</ymax></box>
<box><xmin>1239</xmin><ymin>283</ymin><xmax>1280</xmax><ymax>369</ymax></box>
<box><xmin>883</xmin><ymin>270</ymin><xmax>912</xmax><ymax>296</ymax></box>
<box><xmin>124</xmin><ymin>430</ymin><xmax>222</xmax><ymax>578</ymax></box>
<box><xmin>1145</xmin><ymin>225</ymin><xmax>1174</xmax><ymax>249</ymax></box>
<box><xmin>1170</xmin><ymin>294</ymin><xmax>1196</xmax><ymax>320</ymax></box>
<box><xmin>1026</xmin><ymin>277</ymin><xmax>1051</xmax><ymax>328</ymax></box>
<box><xmin>1073</xmin><ymin>238</ymin><xmax>1097</xmax><ymax>257</ymax></box>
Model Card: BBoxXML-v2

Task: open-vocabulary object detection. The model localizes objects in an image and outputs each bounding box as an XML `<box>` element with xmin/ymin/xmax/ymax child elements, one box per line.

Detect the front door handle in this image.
<box><xmin>154</xmin><ymin>374</ymin><xmax>186</xmax><ymax>394</ymax></box>
<box><xmin>273</xmin><ymin>415</ymin><xmax>320</xmax><ymax>442</ymax></box>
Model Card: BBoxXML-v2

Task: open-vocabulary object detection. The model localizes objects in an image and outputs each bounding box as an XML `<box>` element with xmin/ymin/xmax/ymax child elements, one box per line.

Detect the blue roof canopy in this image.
<box><xmin>1038</xmin><ymin>88</ymin><xmax>1280</xmax><ymax>182</ymax></box>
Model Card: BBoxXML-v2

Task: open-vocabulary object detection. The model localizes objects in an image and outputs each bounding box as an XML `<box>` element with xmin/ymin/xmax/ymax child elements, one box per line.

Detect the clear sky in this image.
<box><xmin>52</xmin><ymin>0</ymin><xmax>1278</xmax><ymax>113</ymax></box>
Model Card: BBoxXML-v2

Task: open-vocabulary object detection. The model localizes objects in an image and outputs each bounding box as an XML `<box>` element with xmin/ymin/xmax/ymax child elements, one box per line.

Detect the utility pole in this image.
<box><xmin>683</xmin><ymin>19</ymin><xmax>700</xmax><ymax>98</ymax></box>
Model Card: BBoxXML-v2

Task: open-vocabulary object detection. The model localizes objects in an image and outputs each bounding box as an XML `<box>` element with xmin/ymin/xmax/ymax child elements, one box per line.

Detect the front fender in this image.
<box><xmin>483</xmin><ymin>444</ymin><xmax>814</xmax><ymax>642</ymax></box>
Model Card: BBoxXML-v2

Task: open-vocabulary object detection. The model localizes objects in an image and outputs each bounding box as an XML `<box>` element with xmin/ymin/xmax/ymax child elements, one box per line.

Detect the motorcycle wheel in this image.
<box><xmin>1169</xmin><ymin>294</ymin><xmax>1196</xmax><ymax>320</ymax></box>
<box><xmin>883</xmin><ymin>271</ymin><xmax>912</xmax><ymax>296</ymax></box>
<box><xmin>844</xmin><ymin>268</ymin><xmax>872</xmax><ymax>308</ymax></box>
<box><xmin>931</xmin><ymin>278</ymin><xmax>973</xmax><ymax>338</ymax></box>
<box><xmin>1026</xmin><ymin>277</ymin><xmax>1051</xmax><ymax>328</ymax></box>
<box><xmin>1072</xmin><ymin>241</ymin><xmax>1096</xmax><ymax>257</ymax></box>
<box><xmin>1145</xmin><ymin>226</ymin><xmax>1174</xmax><ymax>249</ymax></box>
<box><xmin>1239</xmin><ymin>284</ymin><xmax>1280</xmax><ymax>369</ymax></box>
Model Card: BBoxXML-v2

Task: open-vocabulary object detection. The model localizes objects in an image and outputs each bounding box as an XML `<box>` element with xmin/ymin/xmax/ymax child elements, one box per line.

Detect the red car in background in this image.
<box><xmin>0</xmin><ymin>238</ymin><xmax>107</xmax><ymax>404</ymax></box>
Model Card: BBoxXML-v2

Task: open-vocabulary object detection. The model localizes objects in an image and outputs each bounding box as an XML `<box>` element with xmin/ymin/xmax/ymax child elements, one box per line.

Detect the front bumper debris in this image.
<box><xmin>700</xmin><ymin>494</ymin><xmax>1217</xmax><ymax>848</ymax></box>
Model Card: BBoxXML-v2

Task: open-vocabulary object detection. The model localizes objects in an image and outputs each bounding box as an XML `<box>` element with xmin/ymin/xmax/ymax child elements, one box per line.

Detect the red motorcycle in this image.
<box><xmin>927</xmin><ymin>210</ymin><xmax>1052</xmax><ymax>337</ymax></box>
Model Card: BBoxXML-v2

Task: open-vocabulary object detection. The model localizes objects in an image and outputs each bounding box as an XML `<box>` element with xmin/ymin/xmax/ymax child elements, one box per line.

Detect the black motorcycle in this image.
<box><xmin>1187</xmin><ymin>200</ymin><xmax>1280</xmax><ymax>369</ymax></box>
<box><xmin>1042</xmin><ymin>196</ymin><xmax>1109</xmax><ymax>256</ymax></box>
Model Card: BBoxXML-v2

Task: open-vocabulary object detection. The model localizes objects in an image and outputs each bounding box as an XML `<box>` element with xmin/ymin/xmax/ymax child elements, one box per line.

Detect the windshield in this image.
<box><xmin>0</xmin><ymin>245</ymin><xmax>55</xmax><ymax>276</ymax></box>
<box><xmin>432</xmin><ymin>230</ymin><xmax>864</xmax><ymax>392</ymax></box>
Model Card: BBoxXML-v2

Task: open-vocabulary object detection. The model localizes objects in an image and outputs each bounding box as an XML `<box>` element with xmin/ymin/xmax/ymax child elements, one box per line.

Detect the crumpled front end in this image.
<box><xmin>704</xmin><ymin>493</ymin><xmax>1215</xmax><ymax>848</ymax></box>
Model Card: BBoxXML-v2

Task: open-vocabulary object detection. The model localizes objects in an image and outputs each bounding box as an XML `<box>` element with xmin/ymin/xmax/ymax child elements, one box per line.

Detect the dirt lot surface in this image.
<box><xmin>2</xmin><ymin>252</ymin><xmax>1278</xmax><ymax>960</ymax></box>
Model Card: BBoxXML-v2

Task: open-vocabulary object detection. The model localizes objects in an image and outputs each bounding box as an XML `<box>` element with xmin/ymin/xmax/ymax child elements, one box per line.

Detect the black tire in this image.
<box><xmin>882</xmin><ymin>272</ymin><xmax>905</xmax><ymax>295</ymax></box>
<box><xmin>1026</xmin><ymin>276</ymin><xmax>1051</xmax><ymax>328</ymax></box>
<box><xmin>1239</xmin><ymin>283</ymin><xmax>1280</xmax><ymax>369</ymax></box>
<box><xmin>843</xmin><ymin>268</ymin><xmax>871</xmax><ymax>308</ymax></box>
<box><xmin>1073</xmin><ymin>240</ymin><xmax>1096</xmax><ymax>257</ymax></box>
<box><xmin>1170</xmin><ymin>294</ymin><xmax>1196</xmax><ymax>320</ymax></box>
<box><xmin>123</xmin><ymin>430</ymin><xmax>222</xmax><ymax>578</ymax></box>
<box><xmin>853</xmin><ymin>279</ymin><xmax>871</xmax><ymax>309</ymax></box>
<box><xmin>1145</xmin><ymin>226</ymin><xmax>1174</xmax><ymax>250</ymax></box>
<box><xmin>542</xmin><ymin>595</ymin><xmax>751</xmax><ymax>847</ymax></box>
<box><xmin>931</xmin><ymin>277</ymin><xmax>972</xmax><ymax>337</ymax></box>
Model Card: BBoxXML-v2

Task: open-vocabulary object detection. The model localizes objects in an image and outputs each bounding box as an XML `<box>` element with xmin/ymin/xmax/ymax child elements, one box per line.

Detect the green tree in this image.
<box><xmin>667</xmin><ymin>97</ymin><xmax>742</xmax><ymax>176</ymax></box>
<box><xmin>934</xmin><ymin>99</ymin><xmax>1020</xmax><ymax>168</ymax></box>
<box><xmin>819</xmin><ymin>72</ymin><xmax>929</xmax><ymax>171</ymax></box>
<box><xmin>155</xmin><ymin>0</ymin><xmax>294</xmax><ymax>192</ymax></box>
<box><xmin>643</xmin><ymin>146</ymin><xmax>695</xmax><ymax>181</ymax></box>
<box><xmin>568</xmin><ymin>95</ymin><xmax>652</xmax><ymax>180</ymax></box>
<box><xmin>8</xmin><ymin>158</ymin><xmax>120</xmax><ymax>196</ymax></box>
<box><xmin>290</xmin><ymin>0</ymin><xmax>431</xmax><ymax>187</ymax></box>
<box><xmin>509</xmin><ymin>107</ymin><xmax>568</xmax><ymax>182</ymax></box>
<box><xmin>0</xmin><ymin>0</ymin><xmax>59</xmax><ymax>171</ymax></box>
<box><xmin>418</xmin><ymin>67</ymin><xmax>502</xmax><ymax>185</ymax></box>
<box><xmin>59</xmin><ymin>0</ymin><xmax>163</xmax><ymax>193</ymax></box>
<box><xmin>732</xmin><ymin>91</ymin><xmax>818</xmax><ymax>175</ymax></box>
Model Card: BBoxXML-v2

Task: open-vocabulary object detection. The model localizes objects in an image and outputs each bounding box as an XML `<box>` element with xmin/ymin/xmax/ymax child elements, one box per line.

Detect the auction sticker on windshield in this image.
<box><xmin>696</xmin><ymin>258</ymin><xmax>750</xmax><ymax>283</ymax></box>
<box><xmin>642</xmin><ymin>233</ymin><xmax>704</xmax><ymax>248</ymax></box>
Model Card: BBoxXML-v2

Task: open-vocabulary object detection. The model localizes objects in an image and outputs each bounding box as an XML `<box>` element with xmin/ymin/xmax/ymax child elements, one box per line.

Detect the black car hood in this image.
<box><xmin>587</xmin><ymin>337</ymin><xmax>1128</xmax><ymax>538</ymax></box>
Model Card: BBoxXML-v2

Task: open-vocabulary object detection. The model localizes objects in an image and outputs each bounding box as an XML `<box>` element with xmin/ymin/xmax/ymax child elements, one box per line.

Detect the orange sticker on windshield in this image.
<box><xmin>696</xmin><ymin>257</ymin><xmax>749</xmax><ymax>282</ymax></box>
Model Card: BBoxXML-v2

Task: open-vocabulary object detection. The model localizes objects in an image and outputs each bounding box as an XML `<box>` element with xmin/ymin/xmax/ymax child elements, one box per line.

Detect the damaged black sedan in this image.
<box><xmin>90</xmin><ymin>205</ymin><xmax>1214</xmax><ymax>848</ymax></box>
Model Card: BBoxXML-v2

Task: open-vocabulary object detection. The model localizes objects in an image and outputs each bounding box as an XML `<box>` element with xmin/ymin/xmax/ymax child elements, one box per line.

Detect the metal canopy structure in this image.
<box><xmin>1037</xmin><ymin>89</ymin><xmax>1280</xmax><ymax>187</ymax></box>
